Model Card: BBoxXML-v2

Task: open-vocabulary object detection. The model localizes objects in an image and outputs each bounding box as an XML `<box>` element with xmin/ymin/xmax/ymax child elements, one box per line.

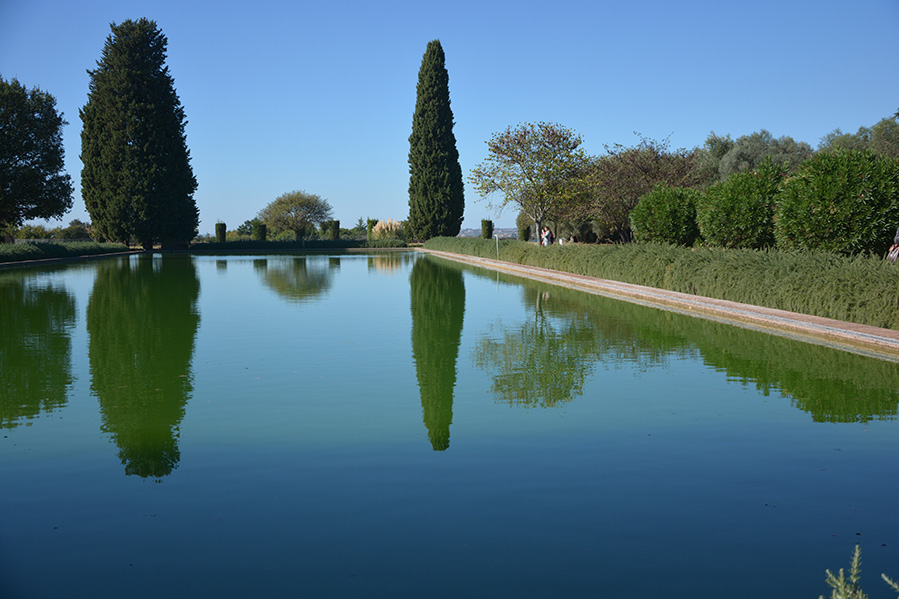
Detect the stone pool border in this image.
<box><xmin>421</xmin><ymin>248</ymin><xmax>899</xmax><ymax>363</ymax></box>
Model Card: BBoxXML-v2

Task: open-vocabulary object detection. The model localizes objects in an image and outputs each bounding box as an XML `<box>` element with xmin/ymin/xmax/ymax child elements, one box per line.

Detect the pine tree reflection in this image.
<box><xmin>410</xmin><ymin>257</ymin><xmax>465</xmax><ymax>450</ymax></box>
<box><xmin>0</xmin><ymin>275</ymin><xmax>75</xmax><ymax>428</ymax></box>
<box><xmin>88</xmin><ymin>256</ymin><xmax>200</xmax><ymax>479</ymax></box>
<box><xmin>257</xmin><ymin>256</ymin><xmax>335</xmax><ymax>303</ymax></box>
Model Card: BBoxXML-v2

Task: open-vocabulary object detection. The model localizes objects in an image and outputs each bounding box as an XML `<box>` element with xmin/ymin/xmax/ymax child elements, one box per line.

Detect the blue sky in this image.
<box><xmin>2</xmin><ymin>0</ymin><xmax>898</xmax><ymax>232</ymax></box>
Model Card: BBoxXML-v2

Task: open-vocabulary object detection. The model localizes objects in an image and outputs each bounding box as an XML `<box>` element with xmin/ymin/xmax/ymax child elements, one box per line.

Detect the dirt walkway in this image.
<box><xmin>421</xmin><ymin>249</ymin><xmax>899</xmax><ymax>363</ymax></box>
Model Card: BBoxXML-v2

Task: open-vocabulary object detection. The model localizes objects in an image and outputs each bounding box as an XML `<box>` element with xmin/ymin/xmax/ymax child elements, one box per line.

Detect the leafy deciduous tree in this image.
<box><xmin>0</xmin><ymin>76</ymin><xmax>73</xmax><ymax>231</ymax></box>
<box><xmin>258</xmin><ymin>190</ymin><xmax>332</xmax><ymax>240</ymax></box>
<box><xmin>80</xmin><ymin>18</ymin><xmax>198</xmax><ymax>249</ymax></box>
<box><xmin>407</xmin><ymin>39</ymin><xmax>464</xmax><ymax>241</ymax></box>
<box><xmin>470</xmin><ymin>122</ymin><xmax>586</xmax><ymax>242</ymax></box>
<box><xmin>585</xmin><ymin>134</ymin><xmax>704</xmax><ymax>242</ymax></box>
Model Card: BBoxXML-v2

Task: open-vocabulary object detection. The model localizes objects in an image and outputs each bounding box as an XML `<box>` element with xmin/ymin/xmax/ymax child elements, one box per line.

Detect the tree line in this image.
<box><xmin>2</xmin><ymin>21</ymin><xmax>896</xmax><ymax>250</ymax></box>
<box><xmin>469</xmin><ymin>116</ymin><xmax>899</xmax><ymax>250</ymax></box>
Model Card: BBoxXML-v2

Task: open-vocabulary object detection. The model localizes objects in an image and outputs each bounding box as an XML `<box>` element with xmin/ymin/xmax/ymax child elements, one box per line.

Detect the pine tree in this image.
<box><xmin>407</xmin><ymin>40</ymin><xmax>464</xmax><ymax>241</ymax></box>
<box><xmin>80</xmin><ymin>18</ymin><xmax>198</xmax><ymax>249</ymax></box>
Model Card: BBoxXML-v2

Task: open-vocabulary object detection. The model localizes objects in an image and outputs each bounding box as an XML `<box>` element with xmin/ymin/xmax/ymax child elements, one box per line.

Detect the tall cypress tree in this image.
<box><xmin>80</xmin><ymin>18</ymin><xmax>198</xmax><ymax>249</ymax></box>
<box><xmin>407</xmin><ymin>39</ymin><xmax>464</xmax><ymax>241</ymax></box>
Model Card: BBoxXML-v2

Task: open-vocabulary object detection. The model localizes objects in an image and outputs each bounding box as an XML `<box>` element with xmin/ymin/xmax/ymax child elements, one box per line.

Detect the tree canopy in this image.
<box><xmin>407</xmin><ymin>39</ymin><xmax>464</xmax><ymax>241</ymax></box>
<box><xmin>0</xmin><ymin>76</ymin><xmax>73</xmax><ymax>230</ymax></box>
<box><xmin>258</xmin><ymin>190</ymin><xmax>333</xmax><ymax>240</ymax></box>
<box><xmin>469</xmin><ymin>121</ymin><xmax>587</xmax><ymax>239</ymax></box>
<box><xmin>819</xmin><ymin>116</ymin><xmax>899</xmax><ymax>158</ymax></box>
<box><xmin>584</xmin><ymin>135</ymin><xmax>703</xmax><ymax>242</ymax></box>
<box><xmin>80</xmin><ymin>18</ymin><xmax>198</xmax><ymax>249</ymax></box>
<box><xmin>715</xmin><ymin>129</ymin><xmax>813</xmax><ymax>179</ymax></box>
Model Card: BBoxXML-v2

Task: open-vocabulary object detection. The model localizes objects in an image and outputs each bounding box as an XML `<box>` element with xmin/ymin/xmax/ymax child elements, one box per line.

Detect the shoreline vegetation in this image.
<box><xmin>0</xmin><ymin>238</ymin><xmax>408</xmax><ymax>265</ymax></box>
<box><xmin>423</xmin><ymin>237</ymin><xmax>899</xmax><ymax>331</ymax></box>
<box><xmin>4</xmin><ymin>236</ymin><xmax>897</xmax><ymax>332</ymax></box>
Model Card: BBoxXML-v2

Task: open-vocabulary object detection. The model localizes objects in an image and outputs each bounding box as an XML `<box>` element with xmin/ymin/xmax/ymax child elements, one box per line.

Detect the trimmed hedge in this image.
<box><xmin>630</xmin><ymin>184</ymin><xmax>700</xmax><ymax>246</ymax></box>
<box><xmin>423</xmin><ymin>237</ymin><xmax>899</xmax><ymax>329</ymax></box>
<box><xmin>0</xmin><ymin>242</ymin><xmax>131</xmax><ymax>263</ymax></box>
<box><xmin>697</xmin><ymin>158</ymin><xmax>785</xmax><ymax>249</ymax></box>
<box><xmin>775</xmin><ymin>150</ymin><xmax>899</xmax><ymax>255</ymax></box>
<box><xmin>481</xmin><ymin>219</ymin><xmax>494</xmax><ymax>239</ymax></box>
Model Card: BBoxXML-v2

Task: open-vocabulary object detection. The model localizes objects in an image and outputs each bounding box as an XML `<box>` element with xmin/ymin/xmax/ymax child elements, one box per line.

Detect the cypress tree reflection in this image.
<box><xmin>410</xmin><ymin>257</ymin><xmax>465</xmax><ymax>450</ymax></box>
<box><xmin>0</xmin><ymin>275</ymin><xmax>75</xmax><ymax>428</ymax></box>
<box><xmin>257</xmin><ymin>256</ymin><xmax>335</xmax><ymax>303</ymax></box>
<box><xmin>87</xmin><ymin>256</ymin><xmax>200</xmax><ymax>479</ymax></box>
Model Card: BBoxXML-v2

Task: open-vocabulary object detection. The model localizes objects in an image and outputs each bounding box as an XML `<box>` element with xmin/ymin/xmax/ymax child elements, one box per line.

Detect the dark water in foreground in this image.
<box><xmin>1</xmin><ymin>252</ymin><xmax>897</xmax><ymax>598</ymax></box>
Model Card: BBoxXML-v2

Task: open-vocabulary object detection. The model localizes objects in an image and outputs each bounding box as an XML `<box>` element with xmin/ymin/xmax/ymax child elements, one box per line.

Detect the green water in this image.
<box><xmin>1</xmin><ymin>252</ymin><xmax>897</xmax><ymax>598</ymax></box>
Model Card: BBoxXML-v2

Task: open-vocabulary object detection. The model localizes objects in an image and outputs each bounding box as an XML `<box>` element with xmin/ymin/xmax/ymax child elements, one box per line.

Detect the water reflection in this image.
<box><xmin>472</xmin><ymin>291</ymin><xmax>602</xmax><ymax>408</ymax></box>
<box><xmin>464</xmin><ymin>264</ymin><xmax>899</xmax><ymax>422</ymax></box>
<box><xmin>0</xmin><ymin>273</ymin><xmax>76</xmax><ymax>428</ymax></box>
<box><xmin>87</xmin><ymin>256</ymin><xmax>200</xmax><ymax>479</ymax></box>
<box><xmin>368</xmin><ymin>252</ymin><xmax>415</xmax><ymax>275</ymax></box>
<box><xmin>256</xmin><ymin>256</ymin><xmax>336</xmax><ymax>303</ymax></box>
<box><xmin>410</xmin><ymin>257</ymin><xmax>465</xmax><ymax>450</ymax></box>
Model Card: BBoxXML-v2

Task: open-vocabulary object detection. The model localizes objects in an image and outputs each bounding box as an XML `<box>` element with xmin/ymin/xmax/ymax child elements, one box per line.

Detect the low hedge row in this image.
<box><xmin>423</xmin><ymin>237</ymin><xmax>899</xmax><ymax>329</ymax></box>
<box><xmin>0</xmin><ymin>242</ymin><xmax>131</xmax><ymax>264</ymax></box>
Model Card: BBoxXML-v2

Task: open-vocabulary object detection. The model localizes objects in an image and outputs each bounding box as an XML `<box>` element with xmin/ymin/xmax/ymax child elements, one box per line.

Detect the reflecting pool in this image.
<box><xmin>2</xmin><ymin>252</ymin><xmax>898</xmax><ymax>598</ymax></box>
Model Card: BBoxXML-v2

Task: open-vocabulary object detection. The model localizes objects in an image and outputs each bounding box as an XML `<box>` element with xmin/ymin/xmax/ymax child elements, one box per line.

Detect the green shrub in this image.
<box><xmin>819</xmin><ymin>545</ymin><xmax>899</xmax><ymax>599</ymax></box>
<box><xmin>481</xmin><ymin>219</ymin><xmax>494</xmax><ymax>239</ymax></box>
<box><xmin>697</xmin><ymin>158</ymin><xmax>785</xmax><ymax>249</ymax></box>
<box><xmin>423</xmin><ymin>237</ymin><xmax>899</xmax><ymax>329</ymax></box>
<box><xmin>516</xmin><ymin>211</ymin><xmax>531</xmax><ymax>242</ymax></box>
<box><xmin>215</xmin><ymin>222</ymin><xmax>226</xmax><ymax>243</ymax></box>
<box><xmin>775</xmin><ymin>150</ymin><xmax>899</xmax><ymax>255</ymax></box>
<box><xmin>0</xmin><ymin>242</ymin><xmax>130</xmax><ymax>263</ymax></box>
<box><xmin>252</xmin><ymin>221</ymin><xmax>267</xmax><ymax>241</ymax></box>
<box><xmin>322</xmin><ymin>220</ymin><xmax>340</xmax><ymax>240</ymax></box>
<box><xmin>630</xmin><ymin>184</ymin><xmax>700</xmax><ymax>246</ymax></box>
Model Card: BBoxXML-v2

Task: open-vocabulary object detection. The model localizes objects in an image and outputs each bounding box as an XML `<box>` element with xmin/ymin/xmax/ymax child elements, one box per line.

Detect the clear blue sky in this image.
<box><xmin>2</xmin><ymin>0</ymin><xmax>898</xmax><ymax>232</ymax></box>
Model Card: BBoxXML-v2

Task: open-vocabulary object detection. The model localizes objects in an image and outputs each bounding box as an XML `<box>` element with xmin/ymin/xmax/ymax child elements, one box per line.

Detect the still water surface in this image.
<box><xmin>1</xmin><ymin>252</ymin><xmax>898</xmax><ymax>598</ymax></box>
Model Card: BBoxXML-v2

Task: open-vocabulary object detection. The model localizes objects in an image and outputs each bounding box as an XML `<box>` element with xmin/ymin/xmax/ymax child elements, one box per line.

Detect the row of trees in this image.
<box><xmin>1</xmin><ymin>18</ymin><xmax>198</xmax><ymax>248</ymax></box>
<box><xmin>630</xmin><ymin>150</ymin><xmax>899</xmax><ymax>255</ymax></box>
<box><xmin>469</xmin><ymin>115</ymin><xmax>899</xmax><ymax>247</ymax></box>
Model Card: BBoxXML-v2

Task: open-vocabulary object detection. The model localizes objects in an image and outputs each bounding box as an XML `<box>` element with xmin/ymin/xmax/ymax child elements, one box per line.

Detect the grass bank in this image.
<box><xmin>0</xmin><ymin>241</ymin><xmax>131</xmax><ymax>264</ymax></box>
<box><xmin>424</xmin><ymin>237</ymin><xmax>899</xmax><ymax>330</ymax></box>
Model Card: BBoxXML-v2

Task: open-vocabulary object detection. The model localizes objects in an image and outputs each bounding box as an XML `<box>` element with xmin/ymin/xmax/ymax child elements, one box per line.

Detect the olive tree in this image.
<box><xmin>258</xmin><ymin>190</ymin><xmax>333</xmax><ymax>240</ymax></box>
<box><xmin>469</xmin><ymin>122</ymin><xmax>587</xmax><ymax>242</ymax></box>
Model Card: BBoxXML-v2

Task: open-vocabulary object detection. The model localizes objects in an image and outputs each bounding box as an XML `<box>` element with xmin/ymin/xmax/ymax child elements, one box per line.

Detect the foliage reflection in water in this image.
<box><xmin>87</xmin><ymin>256</ymin><xmax>200</xmax><ymax>478</ymax></box>
<box><xmin>1</xmin><ymin>252</ymin><xmax>898</xmax><ymax>599</ymax></box>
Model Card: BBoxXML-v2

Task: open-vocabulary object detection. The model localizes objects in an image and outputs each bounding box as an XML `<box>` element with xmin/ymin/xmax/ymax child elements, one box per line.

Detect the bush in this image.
<box><xmin>372</xmin><ymin>219</ymin><xmax>404</xmax><ymax>240</ymax></box>
<box><xmin>516</xmin><ymin>211</ymin><xmax>532</xmax><ymax>242</ymax></box>
<box><xmin>322</xmin><ymin>220</ymin><xmax>340</xmax><ymax>240</ymax></box>
<box><xmin>0</xmin><ymin>242</ymin><xmax>130</xmax><ymax>263</ymax></box>
<box><xmin>252</xmin><ymin>221</ymin><xmax>267</xmax><ymax>241</ymax></box>
<box><xmin>423</xmin><ymin>237</ymin><xmax>899</xmax><ymax>329</ymax></box>
<box><xmin>481</xmin><ymin>219</ymin><xmax>494</xmax><ymax>239</ymax></box>
<box><xmin>215</xmin><ymin>222</ymin><xmax>226</xmax><ymax>243</ymax></box>
<box><xmin>775</xmin><ymin>150</ymin><xmax>899</xmax><ymax>255</ymax></box>
<box><xmin>697</xmin><ymin>158</ymin><xmax>785</xmax><ymax>249</ymax></box>
<box><xmin>630</xmin><ymin>184</ymin><xmax>700</xmax><ymax>246</ymax></box>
